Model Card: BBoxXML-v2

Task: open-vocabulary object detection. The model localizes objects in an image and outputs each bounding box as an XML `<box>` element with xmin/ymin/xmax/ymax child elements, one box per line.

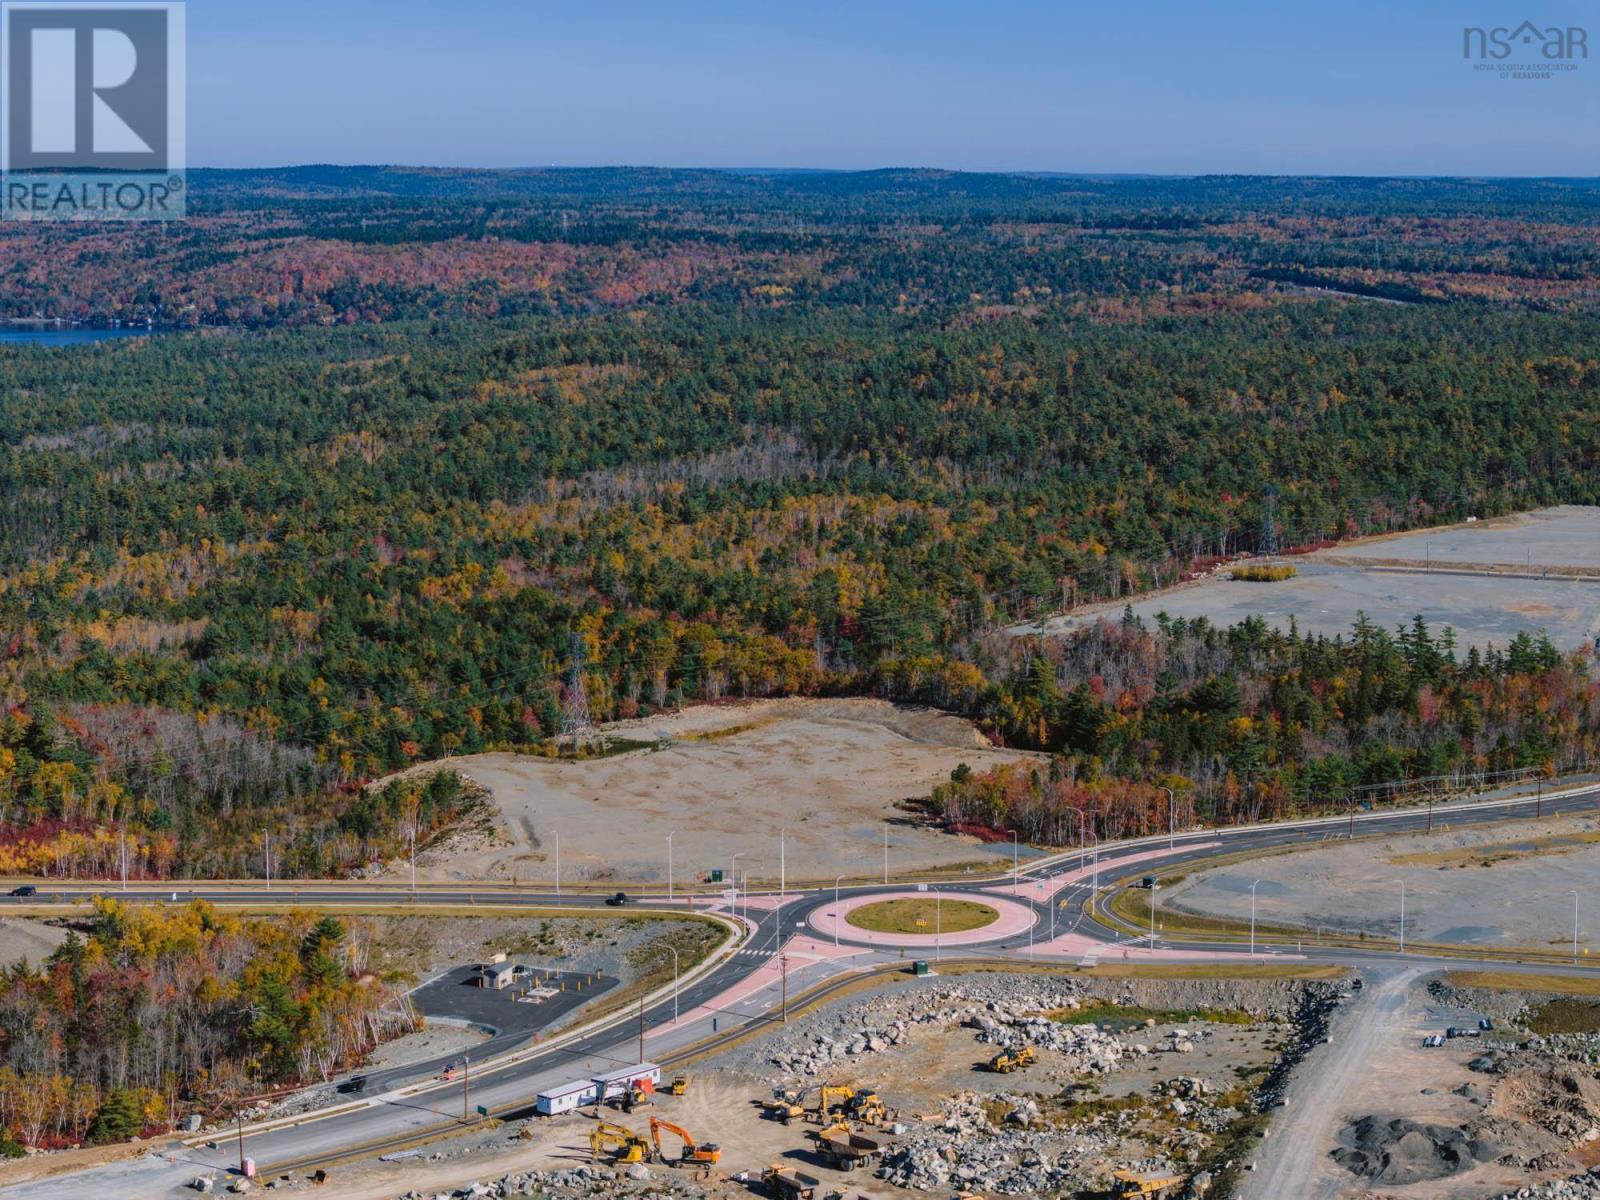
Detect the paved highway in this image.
<box><xmin>3</xmin><ymin>779</ymin><xmax>1598</xmax><ymax>1197</ymax></box>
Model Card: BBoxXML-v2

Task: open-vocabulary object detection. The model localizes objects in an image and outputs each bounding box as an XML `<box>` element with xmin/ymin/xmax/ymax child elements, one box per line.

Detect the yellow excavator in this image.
<box><xmin>649</xmin><ymin>1115</ymin><xmax>722</xmax><ymax>1169</ymax></box>
<box><xmin>761</xmin><ymin>1087</ymin><xmax>805</xmax><ymax>1123</ymax></box>
<box><xmin>588</xmin><ymin>1121</ymin><xmax>648</xmax><ymax>1164</ymax></box>
<box><xmin>987</xmin><ymin>1046</ymin><xmax>1037</xmax><ymax>1073</ymax></box>
<box><xmin>1112</xmin><ymin>1169</ymin><xmax>1186</xmax><ymax>1198</ymax></box>
<box><xmin>805</xmin><ymin>1084</ymin><xmax>854</xmax><ymax>1124</ymax></box>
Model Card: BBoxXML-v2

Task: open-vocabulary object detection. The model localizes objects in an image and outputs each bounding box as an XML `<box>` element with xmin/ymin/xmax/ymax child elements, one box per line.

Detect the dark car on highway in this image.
<box><xmin>9</xmin><ymin>885</ymin><xmax>36</xmax><ymax>897</ymax></box>
<box><xmin>605</xmin><ymin>891</ymin><xmax>630</xmax><ymax>906</ymax></box>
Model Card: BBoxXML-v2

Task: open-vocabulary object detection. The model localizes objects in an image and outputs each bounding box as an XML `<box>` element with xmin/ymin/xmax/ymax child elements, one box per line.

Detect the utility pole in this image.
<box><xmin>638</xmin><ymin>995</ymin><xmax>646</xmax><ymax>1062</ymax></box>
<box><xmin>263</xmin><ymin>831</ymin><xmax>270</xmax><ymax>891</ymax></box>
<box><xmin>779</xmin><ymin>954</ymin><xmax>788</xmax><ymax>1023</ymax></box>
<box><xmin>666</xmin><ymin>831</ymin><xmax>675</xmax><ymax>902</ymax></box>
<box><xmin>882</xmin><ymin>823</ymin><xmax>888</xmax><ymax>885</ymax></box>
<box><xmin>462</xmin><ymin>1054</ymin><xmax>470</xmax><ymax>1121</ymax></box>
<box><xmin>555</xmin><ymin>831</ymin><xmax>560</xmax><ymax>898</ymax></box>
<box><xmin>1161</xmin><ymin>786</ymin><xmax>1176</xmax><ymax>850</ymax></box>
<box><xmin>120</xmin><ymin>831</ymin><xmax>128</xmax><ymax>892</ymax></box>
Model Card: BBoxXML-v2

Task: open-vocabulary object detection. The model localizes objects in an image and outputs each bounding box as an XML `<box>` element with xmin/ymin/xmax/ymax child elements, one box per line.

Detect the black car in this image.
<box><xmin>604</xmin><ymin>891</ymin><xmax>630</xmax><ymax>907</ymax></box>
<box><xmin>9</xmin><ymin>885</ymin><xmax>36</xmax><ymax>897</ymax></box>
<box><xmin>337</xmin><ymin>1075</ymin><xmax>368</xmax><ymax>1094</ymax></box>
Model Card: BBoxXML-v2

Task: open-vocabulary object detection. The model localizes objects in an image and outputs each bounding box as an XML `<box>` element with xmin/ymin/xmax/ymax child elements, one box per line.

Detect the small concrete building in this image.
<box><xmin>478</xmin><ymin>961</ymin><xmax>516</xmax><ymax>990</ymax></box>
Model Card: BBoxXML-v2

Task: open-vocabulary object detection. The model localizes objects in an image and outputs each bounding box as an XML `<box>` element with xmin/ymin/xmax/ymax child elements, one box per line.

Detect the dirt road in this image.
<box><xmin>1241</xmin><ymin>966</ymin><xmax>1424</xmax><ymax>1200</ymax></box>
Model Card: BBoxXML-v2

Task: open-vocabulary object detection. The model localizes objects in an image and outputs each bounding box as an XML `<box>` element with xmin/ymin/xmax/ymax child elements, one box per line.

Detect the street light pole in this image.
<box><xmin>1571</xmin><ymin>889</ymin><xmax>1581</xmax><ymax>965</ymax></box>
<box><xmin>1249</xmin><ymin>879</ymin><xmax>1261</xmax><ymax>957</ymax></box>
<box><xmin>554</xmin><ymin>831</ymin><xmax>560</xmax><ymax>898</ymax></box>
<box><xmin>779</xmin><ymin>827</ymin><xmax>785</xmax><ymax>908</ymax></box>
<box><xmin>883</xmin><ymin>822</ymin><xmax>889</xmax><ymax>885</ymax></box>
<box><xmin>1161</xmin><ymin>786</ymin><xmax>1175</xmax><ymax>851</ymax></box>
<box><xmin>263</xmin><ymin>831</ymin><xmax>270</xmax><ymax>892</ymax></box>
<box><xmin>666</xmin><ymin>831</ymin><xmax>675</xmax><ymax>902</ymax></box>
<box><xmin>1009</xmin><ymin>829</ymin><xmax>1020</xmax><ymax>896</ymax></box>
<box><xmin>666</xmin><ymin>945</ymin><xmax>680</xmax><ymax>1023</ymax></box>
<box><xmin>935</xmin><ymin>891</ymin><xmax>942</xmax><ymax>961</ymax></box>
<box><xmin>409</xmin><ymin>826</ymin><xmax>416</xmax><ymax>897</ymax></box>
<box><xmin>1399</xmin><ymin>882</ymin><xmax>1406</xmax><ymax>955</ymax></box>
<box><xmin>834</xmin><ymin>875</ymin><xmax>845</xmax><ymax>948</ymax></box>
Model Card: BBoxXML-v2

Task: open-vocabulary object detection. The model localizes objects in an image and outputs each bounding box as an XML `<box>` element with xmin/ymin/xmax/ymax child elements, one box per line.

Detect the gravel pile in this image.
<box><xmin>1331</xmin><ymin>1115</ymin><xmax>1503</xmax><ymax>1186</ymax></box>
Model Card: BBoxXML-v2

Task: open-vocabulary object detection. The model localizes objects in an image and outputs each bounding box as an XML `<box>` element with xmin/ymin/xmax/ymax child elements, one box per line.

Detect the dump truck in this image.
<box><xmin>760</xmin><ymin>1164</ymin><xmax>820</xmax><ymax>1200</ymax></box>
<box><xmin>812</xmin><ymin>1121</ymin><xmax>883</xmax><ymax>1171</ymax></box>
<box><xmin>1112</xmin><ymin>1168</ymin><xmax>1186</xmax><ymax>1198</ymax></box>
<box><xmin>986</xmin><ymin>1046</ymin><xmax>1037</xmax><ymax>1073</ymax></box>
<box><xmin>588</xmin><ymin>1121</ymin><xmax>648</xmax><ymax>1164</ymax></box>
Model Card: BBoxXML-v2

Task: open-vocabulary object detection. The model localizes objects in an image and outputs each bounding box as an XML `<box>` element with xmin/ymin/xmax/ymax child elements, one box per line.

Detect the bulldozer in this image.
<box><xmin>1112</xmin><ymin>1168</ymin><xmax>1186</xmax><ymax>1198</ymax></box>
<box><xmin>588</xmin><ymin>1121</ymin><xmax>648</xmax><ymax>1164</ymax></box>
<box><xmin>845</xmin><ymin>1086</ymin><xmax>889</xmax><ymax>1126</ymax></box>
<box><xmin>986</xmin><ymin>1046</ymin><xmax>1037</xmax><ymax>1073</ymax></box>
<box><xmin>649</xmin><ymin>1115</ymin><xmax>721</xmax><ymax>1170</ymax></box>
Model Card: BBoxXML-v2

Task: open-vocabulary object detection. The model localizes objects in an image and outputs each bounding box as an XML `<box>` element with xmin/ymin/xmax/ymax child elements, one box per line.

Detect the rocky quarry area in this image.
<box><xmin>714</xmin><ymin>971</ymin><xmax>1340</xmax><ymax>1198</ymax></box>
<box><xmin>395</xmin><ymin>1164</ymin><xmax>714</xmax><ymax>1200</ymax></box>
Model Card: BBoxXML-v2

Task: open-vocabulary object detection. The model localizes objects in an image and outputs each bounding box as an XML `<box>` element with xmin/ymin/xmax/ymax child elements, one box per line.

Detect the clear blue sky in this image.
<box><xmin>189</xmin><ymin>0</ymin><xmax>1597</xmax><ymax>175</ymax></box>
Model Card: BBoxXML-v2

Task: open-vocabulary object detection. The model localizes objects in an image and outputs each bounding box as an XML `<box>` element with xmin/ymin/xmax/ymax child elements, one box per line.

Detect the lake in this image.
<box><xmin>0</xmin><ymin>326</ymin><xmax>154</xmax><ymax>347</ymax></box>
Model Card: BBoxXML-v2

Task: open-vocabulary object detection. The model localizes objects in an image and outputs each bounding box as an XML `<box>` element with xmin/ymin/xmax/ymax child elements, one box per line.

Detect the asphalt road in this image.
<box><xmin>3</xmin><ymin>779</ymin><xmax>1598</xmax><ymax>1197</ymax></box>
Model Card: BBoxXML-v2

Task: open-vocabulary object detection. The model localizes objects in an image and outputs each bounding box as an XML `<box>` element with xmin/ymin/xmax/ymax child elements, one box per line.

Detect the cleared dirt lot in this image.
<box><xmin>1165</xmin><ymin>812</ymin><xmax>1600</xmax><ymax>951</ymax></box>
<box><xmin>1019</xmin><ymin>506</ymin><xmax>1600</xmax><ymax>651</ymax></box>
<box><xmin>414</xmin><ymin>698</ymin><xmax>1040</xmax><ymax>884</ymax></box>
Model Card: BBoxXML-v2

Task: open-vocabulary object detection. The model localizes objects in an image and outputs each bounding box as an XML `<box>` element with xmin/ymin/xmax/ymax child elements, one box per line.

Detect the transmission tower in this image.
<box><xmin>1259</xmin><ymin>488</ymin><xmax>1281</xmax><ymax>557</ymax></box>
<box><xmin>560</xmin><ymin>632</ymin><xmax>594</xmax><ymax>754</ymax></box>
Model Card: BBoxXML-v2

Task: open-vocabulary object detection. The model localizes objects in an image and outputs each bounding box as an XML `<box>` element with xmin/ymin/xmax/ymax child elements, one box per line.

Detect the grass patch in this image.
<box><xmin>846</xmin><ymin>898</ymin><xmax>998</xmax><ymax>934</ymax></box>
<box><xmin>677</xmin><ymin>720</ymin><xmax>768</xmax><ymax>742</ymax></box>
<box><xmin>1052</xmin><ymin>1002</ymin><xmax>1256</xmax><ymax>1028</ymax></box>
<box><xmin>1078</xmin><ymin>962</ymin><xmax>1347</xmax><ymax>981</ymax></box>
<box><xmin>1110</xmin><ymin>886</ymin><xmax>1305</xmax><ymax>942</ymax></box>
<box><xmin>1528</xmin><ymin>997</ymin><xmax>1600</xmax><ymax>1035</ymax></box>
<box><xmin>1442</xmin><ymin>969</ymin><xmax>1600</xmax><ymax>997</ymax></box>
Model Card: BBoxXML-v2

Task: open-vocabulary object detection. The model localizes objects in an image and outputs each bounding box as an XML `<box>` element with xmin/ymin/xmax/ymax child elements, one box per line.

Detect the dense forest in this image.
<box><xmin>0</xmin><ymin>902</ymin><xmax>413</xmax><ymax>1151</ymax></box>
<box><xmin>0</xmin><ymin>169</ymin><xmax>1594</xmax><ymax>878</ymax></box>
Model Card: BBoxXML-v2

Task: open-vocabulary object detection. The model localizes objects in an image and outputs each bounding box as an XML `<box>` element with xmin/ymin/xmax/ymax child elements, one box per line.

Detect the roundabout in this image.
<box><xmin>808</xmin><ymin>888</ymin><xmax>1038</xmax><ymax>947</ymax></box>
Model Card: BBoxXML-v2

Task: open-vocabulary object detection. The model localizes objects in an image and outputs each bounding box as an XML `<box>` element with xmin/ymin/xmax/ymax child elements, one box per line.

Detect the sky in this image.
<box><xmin>185</xmin><ymin>0</ymin><xmax>1598</xmax><ymax>175</ymax></box>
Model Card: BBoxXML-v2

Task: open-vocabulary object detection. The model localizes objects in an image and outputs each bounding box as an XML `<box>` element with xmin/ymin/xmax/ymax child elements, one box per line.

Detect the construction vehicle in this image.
<box><xmin>760</xmin><ymin>1164</ymin><xmax>820</xmax><ymax>1200</ymax></box>
<box><xmin>616</xmin><ymin>1079</ymin><xmax>654</xmax><ymax>1113</ymax></box>
<box><xmin>805</xmin><ymin>1084</ymin><xmax>854</xmax><ymax>1123</ymax></box>
<box><xmin>986</xmin><ymin>1046</ymin><xmax>1037</xmax><ymax>1073</ymax></box>
<box><xmin>648</xmin><ymin>1116</ymin><xmax>721</xmax><ymax>1169</ymax></box>
<box><xmin>761</xmin><ymin>1087</ymin><xmax>805</xmax><ymax>1123</ymax></box>
<box><xmin>588</xmin><ymin>1121</ymin><xmax>648</xmax><ymax>1164</ymax></box>
<box><xmin>811</xmin><ymin>1120</ymin><xmax>883</xmax><ymax>1171</ymax></box>
<box><xmin>1112</xmin><ymin>1168</ymin><xmax>1186</xmax><ymax>1198</ymax></box>
<box><xmin>667</xmin><ymin>1074</ymin><xmax>689</xmax><ymax>1096</ymax></box>
<box><xmin>845</xmin><ymin>1086</ymin><xmax>889</xmax><ymax>1126</ymax></box>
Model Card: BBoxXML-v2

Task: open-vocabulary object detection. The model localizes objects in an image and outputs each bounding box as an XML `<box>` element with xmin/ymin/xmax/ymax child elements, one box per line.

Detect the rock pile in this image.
<box><xmin>395</xmin><ymin>1165</ymin><xmax>713</xmax><ymax>1200</ymax></box>
<box><xmin>1492</xmin><ymin>1165</ymin><xmax>1600</xmax><ymax>1199</ymax></box>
